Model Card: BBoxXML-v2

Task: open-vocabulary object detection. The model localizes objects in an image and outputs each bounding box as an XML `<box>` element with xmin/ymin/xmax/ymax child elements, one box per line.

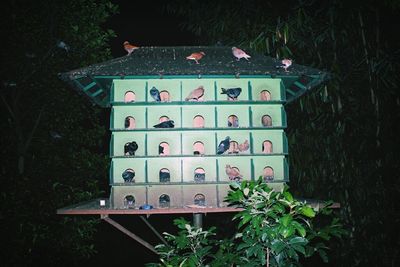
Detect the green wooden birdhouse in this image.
<box><xmin>60</xmin><ymin>46</ymin><xmax>329</xmax><ymax>211</ymax></box>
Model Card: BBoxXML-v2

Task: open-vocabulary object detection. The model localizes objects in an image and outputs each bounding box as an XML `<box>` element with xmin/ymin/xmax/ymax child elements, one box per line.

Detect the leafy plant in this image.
<box><xmin>227</xmin><ymin>178</ymin><xmax>347</xmax><ymax>266</ymax></box>
<box><xmin>149</xmin><ymin>180</ymin><xmax>346</xmax><ymax>267</ymax></box>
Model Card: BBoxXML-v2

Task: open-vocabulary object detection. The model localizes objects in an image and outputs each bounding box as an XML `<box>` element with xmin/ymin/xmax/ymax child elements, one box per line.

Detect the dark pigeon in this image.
<box><xmin>159</xmin><ymin>145</ymin><xmax>164</xmax><ymax>154</ymax></box>
<box><xmin>221</xmin><ymin>87</ymin><xmax>242</xmax><ymax>100</ymax></box>
<box><xmin>122</xmin><ymin>169</ymin><xmax>135</xmax><ymax>183</ymax></box>
<box><xmin>124</xmin><ymin>141</ymin><xmax>138</xmax><ymax>156</ymax></box>
<box><xmin>194</xmin><ymin>173</ymin><xmax>205</xmax><ymax>182</ymax></box>
<box><xmin>150</xmin><ymin>86</ymin><xmax>161</xmax><ymax>101</ymax></box>
<box><xmin>153</xmin><ymin>120</ymin><xmax>175</xmax><ymax>128</ymax></box>
<box><xmin>159</xmin><ymin>170</ymin><xmax>170</xmax><ymax>182</ymax></box>
<box><xmin>217</xmin><ymin>136</ymin><xmax>231</xmax><ymax>154</ymax></box>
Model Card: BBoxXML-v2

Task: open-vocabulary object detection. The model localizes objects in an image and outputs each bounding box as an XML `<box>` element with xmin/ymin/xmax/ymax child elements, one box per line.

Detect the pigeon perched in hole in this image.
<box><xmin>159</xmin><ymin>170</ymin><xmax>170</xmax><ymax>182</ymax></box>
<box><xmin>194</xmin><ymin>173</ymin><xmax>206</xmax><ymax>182</ymax></box>
<box><xmin>228</xmin><ymin>116</ymin><xmax>239</xmax><ymax>127</ymax></box>
<box><xmin>232</xmin><ymin>47</ymin><xmax>251</xmax><ymax>61</ymax></box>
<box><xmin>186</xmin><ymin>52</ymin><xmax>205</xmax><ymax>64</ymax></box>
<box><xmin>264</xmin><ymin>175</ymin><xmax>274</xmax><ymax>182</ymax></box>
<box><xmin>122</xmin><ymin>170</ymin><xmax>135</xmax><ymax>183</ymax></box>
<box><xmin>124</xmin><ymin>117</ymin><xmax>130</xmax><ymax>128</ymax></box>
<box><xmin>124</xmin><ymin>141</ymin><xmax>138</xmax><ymax>156</ymax></box>
<box><xmin>276</xmin><ymin>59</ymin><xmax>292</xmax><ymax>72</ymax></box>
<box><xmin>185</xmin><ymin>86</ymin><xmax>205</xmax><ymax>101</ymax></box>
<box><xmin>238</xmin><ymin>140</ymin><xmax>250</xmax><ymax>152</ymax></box>
<box><xmin>123</xmin><ymin>41</ymin><xmax>139</xmax><ymax>56</ymax></box>
<box><xmin>125</xmin><ymin>195</ymin><xmax>135</xmax><ymax>207</ymax></box>
<box><xmin>217</xmin><ymin>136</ymin><xmax>231</xmax><ymax>154</ymax></box>
<box><xmin>150</xmin><ymin>86</ymin><xmax>161</xmax><ymax>101</ymax></box>
<box><xmin>221</xmin><ymin>87</ymin><xmax>242</xmax><ymax>100</ymax></box>
<box><xmin>159</xmin><ymin>144</ymin><xmax>164</xmax><ymax>155</ymax></box>
<box><xmin>153</xmin><ymin>120</ymin><xmax>175</xmax><ymax>128</ymax></box>
<box><xmin>225</xmin><ymin>165</ymin><xmax>243</xmax><ymax>181</ymax></box>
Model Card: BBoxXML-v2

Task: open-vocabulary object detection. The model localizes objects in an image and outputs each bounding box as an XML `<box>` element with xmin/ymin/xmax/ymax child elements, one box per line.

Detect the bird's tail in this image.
<box><xmin>221</xmin><ymin>88</ymin><xmax>227</xmax><ymax>94</ymax></box>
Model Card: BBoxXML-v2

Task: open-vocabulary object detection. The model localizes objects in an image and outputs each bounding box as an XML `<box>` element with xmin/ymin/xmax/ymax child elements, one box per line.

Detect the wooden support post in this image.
<box><xmin>101</xmin><ymin>215</ymin><xmax>158</xmax><ymax>254</ymax></box>
<box><xmin>193</xmin><ymin>213</ymin><xmax>203</xmax><ymax>228</ymax></box>
<box><xmin>140</xmin><ymin>215</ymin><xmax>168</xmax><ymax>246</ymax></box>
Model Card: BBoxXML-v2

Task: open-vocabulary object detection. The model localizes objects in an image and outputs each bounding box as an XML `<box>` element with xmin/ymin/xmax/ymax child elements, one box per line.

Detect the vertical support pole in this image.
<box><xmin>193</xmin><ymin>213</ymin><xmax>203</xmax><ymax>228</ymax></box>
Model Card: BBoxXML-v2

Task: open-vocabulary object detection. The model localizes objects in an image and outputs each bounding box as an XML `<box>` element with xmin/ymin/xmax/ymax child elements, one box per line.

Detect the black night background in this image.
<box><xmin>1</xmin><ymin>0</ymin><xmax>399</xmax><ymax>266</ymax></box>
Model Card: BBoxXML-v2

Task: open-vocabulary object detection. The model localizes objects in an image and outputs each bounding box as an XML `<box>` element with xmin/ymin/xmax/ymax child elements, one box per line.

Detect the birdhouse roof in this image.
<box><xmin>59</xmin><ymin>46</ymin><xmax>329</xmax><ymax>107</ymax></box>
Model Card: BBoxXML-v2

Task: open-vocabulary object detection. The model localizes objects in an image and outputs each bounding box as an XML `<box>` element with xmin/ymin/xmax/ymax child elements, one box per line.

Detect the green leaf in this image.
<box><xmin>300</xmin><ymin>206</ymin><xmax>316</xmax><ymax>218</ymax></box>
<box><xmin>291</xmin><ymin>221</ymin><xmax>307</xmax><ymax>237</ymax></box>
<box><xmin>271</xmin><ymin>240</ymin><xmax>286</xmax><ymax>254</ymax></box>
<box><xmin>283</xmin><ymin>191</ymin><xmax>294</xmax><ymax>202</ymax></box>
<box><xmin>280</xmin><ymin>214</ymin><xmax>292</xmax><ymax>227</ymax></box>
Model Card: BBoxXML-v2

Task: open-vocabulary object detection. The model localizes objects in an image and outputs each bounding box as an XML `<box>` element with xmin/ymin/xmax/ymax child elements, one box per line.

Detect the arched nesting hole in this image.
<box><xmin>124</xmin><ymin>195</ymin><xmax>135</xmax><ymax>209</ymax></box>
<box><xmin>193</xmin><ymin>141</ymin><xmax>205</xmax><ymax>155</ymax></box>
<box><xmin>124</xmin><ymin>91</ymin><xmax>136</xmax><ymax>102</ymax></box>
<box><xmin>229</xmin><ymin>167</ymin><xmax>242</xmax><ymax>182</ymax></box>
<box><xmin>122</xmin><ymin>168</ymin><xmax>135</xmax><ymax>183</ymax></box>
<box><xmin>194</xmin><ymin>193</ymin><xmax>206</xmax><ymax>206</ymax></box>
<box><xmin>159</xmin><ymin>142</ymin><xmax>170</xmax><ymax>156</ymax></box>
<box><xmin>228</xmin><ymin>115</ymin><xmax>239</xmax><ymax>128</ymax></box>
<box><xmin>193</xmin><ymin>115</ymin><xmax>205</xmax><ymax>128</ymax></box>
<box><xmin>260</xmin><ymin>90</ymin><xmax>271</xmax><ymax>101</ymax></box>
<box><xmin>159</xmin><ymin>194</ymin><xmax>170</xmax><ymax>208</ymax></box>
<box><xmin>159</xmin><ymin>90</ymin><xmax>170</xmax><ymax>102</ymax></box>
<box><xmin>262</xmin><ymin>140</ymin><xmax>273</xmax><ymax>154</ymax></box>
<box><xmin>159</xmin><ymin>168</ymin><xmax>170</xmax><ymax>182</ymax></box>
<box><xmin>124</xmin><ymin>116</ymin><xmax>136</xmax><ymax>129</ymax></box>
<box><xmin>228</xmin><ymin>141</ymin><xmax>239</xmax><ymax>154</ymax></box>
<box><xmin>194</xmin><ymin>168</ymin><xmax>206</xmax><ymax>182</ymax></box>
<box><xmin>263</xmin><ymin>166</ymin><xmax>274</xmax><ymax>182</ymax></box>
<box><xmin>124</xmin><ymin>141</ymin><xmax>138</xmax><ymax>156</ymax></box>
<box><xmin>159</xmin><ymin>116</ymin><xmax>170</xmax><ymax>123</ymax></box>
<box><xmin>261</xmin><ymin>115</ymin><xmax>272</xmax><ymax>127</ymax></box>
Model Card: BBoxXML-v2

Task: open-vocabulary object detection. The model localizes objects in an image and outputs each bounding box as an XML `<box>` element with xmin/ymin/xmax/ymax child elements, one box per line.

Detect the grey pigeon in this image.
<box><xmin>122</xmin><ymin>169</ymin><xmax>135</xmax><ymax>183</ymax></box>
<box><xmin>217</xmin><ymin>136</ymin><xmax>231</xmax><ymax>154</ymax></box>
<box><xmin>150</xmin><ymin>86</ymin><xmax>161</xmax><ymax>101</ymax></box>
<box><xmin>124</xmin><ymin>141</ymin><xmax>138</xmax><ymax>156</ymax></box>
<box><xmin>221</xmin><ymin>87</ymin><xmax>242</xmax><ymax>100</ymax></box>
<box><xmin>153</xmin><ymin>120</ymin><xmax>175</xmax><ymax>128</ymax></box>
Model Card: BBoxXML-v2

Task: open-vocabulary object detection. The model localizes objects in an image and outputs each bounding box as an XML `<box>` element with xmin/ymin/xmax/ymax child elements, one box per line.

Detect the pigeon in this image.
<box><xmin>232</xmin><ymin>47</ymin><xmax>251</xmax><ymax>61</ymax></box>
<box><xmin>221</xmin><ymin>87</ymin><xmax>242</xmax><ymax>100</ymax></box>
<box><xmin>153</xmin><ymin>120</ymin><xmax>175</xmax><ymax>128</ymax></box>
<box><xmin>264</xmin><ymin>175</ymin><xmax>274</xmax><ymax>182</ymax></box>
<box><xmin>186</xmin><ymin>52</ymin><xmax>205</xmax><ymax>64</ymax></box>
<box><xmin>238</xmin><ymin>140</ymin><xmax>250</xmax><ymax>152</ymax></box>
<box><xmin>194</xmin><ymin>195</ymin><xmax>206</xmax><ymax>206</ymax></box>
<box><xmin>159</xmin><ymin>144</ymin><xmax>164</xmax><ymax>155</ymax></box>
<box><xmin>194</xmin><ymin>173</ymin><xmax>206</xmax><ymax>182</ymax></box>
<box><xmin>150</xmin><ymin>86</ymin><xmax>161</xmax><ymax>101</ymax></box>
<box><xmin>228</xmin><ymin>116</ymin><xmax>239</xmax><ymax>127</ymax></box>
<box><xmin>225</xmin><ymin>165</ymin><xmax>243</xmax><ymax>181</ymax></box>
<box><xmin>122</xmin><ymin>169</ymin><xmax>135</xmax><ymax>183</ymax></box>
<box><xmin>185</xmin><ymin>86</ymin><xmax>205</xmax><ymax>101</ymax></box>
<box><xmin>123</xmin><ymin>41</ymin><xmax>139</xmax><ymax>56</ymax></box>
<box><xmin>217</xmin><ymin>136</ymin><xmax>231</xmax><ymax>154</ymax></box>
<box><xmin>124</xmin><ymin>141</ymin><xmax>138</xmax><ymax>156</ymax></box>
<box><xmin>125</xmin><ymin>195</ymin><xmax>135</xmax><ymax>207</ymax></box>
<box><xmin>159</xmin><ymin>170</ymin><xmax>170</xmax><ymax>182</ymax></box>
<box><xmin>276</xmin><ymin>59</ymin><xmax>292</xmax><ymax>72</ymax></box>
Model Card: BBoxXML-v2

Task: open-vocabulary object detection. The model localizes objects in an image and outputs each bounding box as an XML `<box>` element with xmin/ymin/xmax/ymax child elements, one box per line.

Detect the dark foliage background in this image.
<box><xmin>1</xmin><ymin>0</ymin><xmax>399</xmax><ymax>266</ymax></box>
